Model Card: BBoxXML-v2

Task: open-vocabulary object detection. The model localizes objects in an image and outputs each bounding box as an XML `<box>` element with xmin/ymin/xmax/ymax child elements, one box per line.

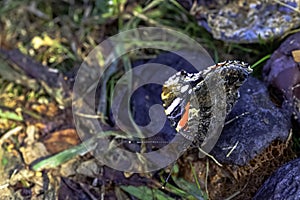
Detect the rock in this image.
<box><xmin>177</xmin><ymin>0</ymin><xmax>300</xmax><ymax>43</ymax></box>
<box><xmin>263</xmin><ymin>32</ymin><xmax>300</xmax><ymax>124</ymax></box>
<box><xmin>190</xmin><ymin>76</ymin><xmax>296</xmax><ymax>199</ymax></box>
<box><xmin>211</xmin><ymin>77</ymin><xmax>291</xmax><ymax>166</ymax></box>
<box><xmin>254</xmin><ymin>158</ymin><xmax>300</xmax><ymax>200</ymax></box>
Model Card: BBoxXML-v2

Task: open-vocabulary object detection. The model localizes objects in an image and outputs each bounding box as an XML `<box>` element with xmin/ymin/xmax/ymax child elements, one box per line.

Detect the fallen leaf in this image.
<box><xmin>43</xmin><ymin>129</ymin><xmax>80</xmax><ymax>154</ymax></box>
<box><xmin>20</xmin><ymin>142</ymin><xmax>49</xmax><ymax>165</ymax></box>
<box><xmin>292</xmin><ymin>50</ymin><xmax>300</xmax><ymax>62</ymax></box>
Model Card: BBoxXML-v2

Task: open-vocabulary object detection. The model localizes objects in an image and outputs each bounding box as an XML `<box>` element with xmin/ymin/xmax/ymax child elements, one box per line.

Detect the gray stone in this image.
<box><xmin>210</xmin><ymin>77</ymin><xmax>291</xmax><ymax>165</ymax></box>
<box><xmin>263</xmin><ymin>32</ymin><xmax>300</xmax><ymax>124</ymax></box>
<box><xmin>254</xmin><ymin>158</ymin><xmax>300</xmax><ymax>200</ymax></box>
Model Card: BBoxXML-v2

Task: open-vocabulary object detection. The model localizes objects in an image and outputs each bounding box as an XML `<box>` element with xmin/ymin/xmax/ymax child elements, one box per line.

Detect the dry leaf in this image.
<box><xmin>43</xmin><ymin>129</ymin><xmax>80</xmax><ymax>154</ymax></box>
<box><xmin>292</xmin><ymin>50</ymin><xmax>300</xmax><ymax>62</ymax></box>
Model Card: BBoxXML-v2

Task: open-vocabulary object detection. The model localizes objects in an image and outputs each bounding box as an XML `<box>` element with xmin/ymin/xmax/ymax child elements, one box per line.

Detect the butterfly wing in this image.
<box><xmin>162</xmin><ymin>61</ymin><xmax>252</xmax><ymax>147</ymax></box>
<box><xmin>162</xmin><ymin>70</ymin><xmax>204</xmax><ymax>141</ymax></box>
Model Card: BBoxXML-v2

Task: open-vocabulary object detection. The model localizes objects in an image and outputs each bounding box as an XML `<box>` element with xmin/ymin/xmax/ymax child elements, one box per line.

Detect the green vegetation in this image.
<box><xmin>0</xmin><ymin>0</ymin><xmax>298</xmax><ymax>199</ymax></box>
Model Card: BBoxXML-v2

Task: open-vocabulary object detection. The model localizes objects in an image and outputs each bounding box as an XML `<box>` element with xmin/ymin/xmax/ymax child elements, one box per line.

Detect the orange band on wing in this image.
<box><xmin>176</xmin><ymin>102</ymin><xmax>190</xmax><ymax>131</ymax></box>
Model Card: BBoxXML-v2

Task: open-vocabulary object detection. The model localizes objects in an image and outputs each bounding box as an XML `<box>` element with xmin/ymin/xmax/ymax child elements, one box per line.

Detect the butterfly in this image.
<box><xmin>161</xmin><ymin>60</ymin><xmax>252</xmax><ymax>147</ymax></box>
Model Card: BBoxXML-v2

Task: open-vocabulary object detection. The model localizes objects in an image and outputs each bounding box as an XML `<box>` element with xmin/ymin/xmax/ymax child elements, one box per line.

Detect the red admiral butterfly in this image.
<box><xmin>161</xmin><ymin>60</ymin><xmax>252</xmax><ymax>146</ymax></box>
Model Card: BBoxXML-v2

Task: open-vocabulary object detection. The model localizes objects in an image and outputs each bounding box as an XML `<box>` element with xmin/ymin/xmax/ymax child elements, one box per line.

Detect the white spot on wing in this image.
<box><xmin>165</xmin><ymin>97</ymin><xmax>181</xmax><ymax>115</ymax></box>
<box><xmin>180</xmin><ymin>85</ymin><xmax>189</xmax><ymax>93</ymax></box>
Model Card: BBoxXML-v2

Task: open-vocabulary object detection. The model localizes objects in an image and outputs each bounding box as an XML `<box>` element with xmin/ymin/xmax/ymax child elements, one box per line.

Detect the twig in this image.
<box><xmin>79</xmin><ymin>183</ymin><xmax>98</xmax><ymax>200</ymax></box>
<box><xmin>0</xmin><ymin>126</ymin><xmax>23</xmax><ymax>145</ymax></box>
<box><xmin>273</xmin><ymin>0</ymin><xmax>300</xmax><ymax>14</ymax></box>
<box><xmin>226</xmin><ymin>141</ymin><xmax>239</xmax><ymax>158</ymax></box>
<box><xmin>205</xmin><ymin>159</ymin><xmax>209</xmax><ymax>198</ymax></box>
<box><xmin>224</xmin><ymin>183</ymin><xmax>248</xmax><ymax>200</ymax></box>
<box><xmin>0</xmin><ymin>183</ymin><xmax>9</xmax><ymax>190</ymax></box>
<box><xmin>74</xmin><ymin>112</ymin><xmax>104</xmax><ymax>119</ymax></box>
<box><xmin>198</xmin><ymin>147</ymin><xmax>223</xmax><ymax>167</ymax></box>
<box><xmin>26</xmin><ymin>2</ymin><xmax>50</xmax><ymax>20</ymax></box>
<box><xmin>225</xmin><ymin>112</ymin><xmax>249</xmax><ymax>125</ymax></box>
